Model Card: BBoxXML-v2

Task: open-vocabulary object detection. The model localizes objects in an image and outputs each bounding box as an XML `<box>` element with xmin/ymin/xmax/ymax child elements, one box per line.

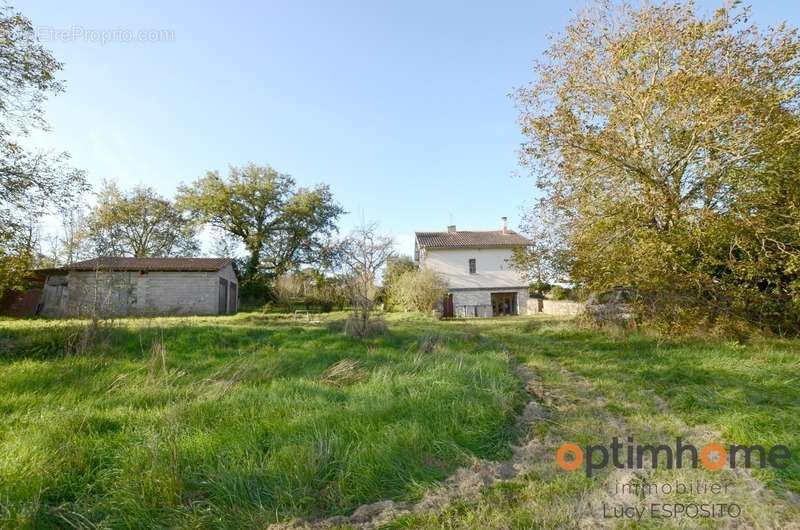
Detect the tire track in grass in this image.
<box><xmin>552</xmin><ymin>366</ymin><xmax>800</xmax><ymax>529</ymax></box>
<box><xmin>269</xmin><ymin>337</ymin><xmax>799</xmax><ymax>530</ymax></box>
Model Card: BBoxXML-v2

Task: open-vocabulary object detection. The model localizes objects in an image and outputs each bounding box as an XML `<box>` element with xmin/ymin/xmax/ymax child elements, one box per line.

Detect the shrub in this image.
<box><xmin>387</xmin><ymin>269</ymin><xmax>448</xmax><ymax>312</ymax></box>
<box><xmin>382</xmin><ymin>256</ymin><xmax>417</xmax><ymax>308</ymax></box>
<box><xmin>343</xmin><ymin>315</ymin><xmax>387</xmax><ymax>338</ymax></box>
<box><xmin>273</xmin><ymin>271</ymin><xmax>348</xmax><ymax>312</ymax></box>
<box><xmin>529</xmin><ymin>281</ymin><xmax>552</xmax><ymax>298</ymax></box>
<box><xmin>239</xmin><ymin>276</ymin><xmax>273</xmax><ymax>306</ymax></box>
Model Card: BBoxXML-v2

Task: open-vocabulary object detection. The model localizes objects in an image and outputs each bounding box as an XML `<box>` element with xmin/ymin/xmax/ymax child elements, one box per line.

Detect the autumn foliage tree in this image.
<box><xmin>517</xmin><ymin>1</ymin><xmax>800</xmax><ymax>333</ymax></box>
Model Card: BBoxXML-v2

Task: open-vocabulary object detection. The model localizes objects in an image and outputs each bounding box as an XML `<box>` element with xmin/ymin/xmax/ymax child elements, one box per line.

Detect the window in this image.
<box><xmin>468</xmin><ymin>258</ymin><xmax>476</xmax><ymax>274</ymax></box>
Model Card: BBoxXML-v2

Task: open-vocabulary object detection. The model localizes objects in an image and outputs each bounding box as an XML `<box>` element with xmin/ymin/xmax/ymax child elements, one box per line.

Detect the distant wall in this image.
<box><xmin>527</xmin><ymin>298</ymin><xmax>584</xmax><ymax>316</ymax></box>
<box><xmin>0</xmin><ymin>289</ymin><xmax>42</xmax><ymax>317</ymax></box>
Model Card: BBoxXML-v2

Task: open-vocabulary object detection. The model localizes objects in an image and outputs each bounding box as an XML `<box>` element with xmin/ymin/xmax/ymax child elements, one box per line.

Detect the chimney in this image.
<box><xmin>501</xmin><ymin>216</ymin><xmax>508</xmax><ymax>234</ymax></box>
<box><xmin>447</xmin><ymin>225</ymin><xmax>457</xmax><ymax>233</ymax></box>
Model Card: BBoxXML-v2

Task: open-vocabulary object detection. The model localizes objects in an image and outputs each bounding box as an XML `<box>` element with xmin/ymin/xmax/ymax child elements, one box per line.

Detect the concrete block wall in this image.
<box><xmin>452</xmin><ymin>290</ymin><xmax>491</xmax><ymax>307</ymax></box>
<box><xmin>45</xmin><ymin>269</ymin><xmax>238</xmax><ymax>317</ymax></box>
<box><xmin>451</xmin><ymin>288</ymin><xmax>530</xmax><ymax>317</ymax></box>
<box><xmin>66</xmin><ymin>271</ymin><xmax>136</xmax><ymax>317</ymax></box>
<box><xmin>452</xmin><ymin>290</ymin><xmax>492</xmax><ymax>317</ymax></box>
<box><xmin>143</xmin><ymin>271</ymin><xmax>218</xmax><ymax>315</ymax></box>
<box><xmin>516</xmin><ymin>289</ymin><xmax>530</xmax><ymax>316</ymax></box>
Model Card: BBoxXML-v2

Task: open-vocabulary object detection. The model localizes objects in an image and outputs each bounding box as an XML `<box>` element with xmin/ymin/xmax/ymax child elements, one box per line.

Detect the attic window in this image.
<box><xmin>468</xmin><ymin>258</ymin><xmax>476</xmax><ymax>274</ymax></box>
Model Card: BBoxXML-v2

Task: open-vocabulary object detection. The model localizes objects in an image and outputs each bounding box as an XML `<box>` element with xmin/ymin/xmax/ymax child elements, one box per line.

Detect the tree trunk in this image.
<box><xmin>245</xmin><ymin>243</ymin><xmax>262</xmax><ymax>279</ymax></box>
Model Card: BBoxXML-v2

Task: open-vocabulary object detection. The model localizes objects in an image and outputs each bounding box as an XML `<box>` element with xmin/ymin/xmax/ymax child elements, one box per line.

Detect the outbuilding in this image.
<box><xmin>37</xmin><ymin>257</ymin><xmax>239</xmax><ymax>317</ymax></box>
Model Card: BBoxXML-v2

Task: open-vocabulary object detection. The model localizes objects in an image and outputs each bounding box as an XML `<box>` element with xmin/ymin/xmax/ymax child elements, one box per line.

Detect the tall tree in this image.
<box><xmin>0</xmin><ymin>6</ymin><xmax>87</xmax><ymax>293</ymax></box>
<box><xmin>59</xmin><ymin>206</ymin><xmax>91</xmax><ymax>265</ymax></box>
<box><xmin>88</xmin><ymin>182</ymin><xmax>199</xmax><ymax>257</ymax></box>
<box><xmin>177</xmin><ymin>163</ymin><xmax>344</xmax><ymax>280</ymax></box>
<box><xmin>516</xmin><ymin>1</ymin><xmax>800</xmax><ymax>332</ymax></box>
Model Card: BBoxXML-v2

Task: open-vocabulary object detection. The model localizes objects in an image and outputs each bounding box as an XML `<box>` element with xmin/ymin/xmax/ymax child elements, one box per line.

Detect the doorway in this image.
<box><xmin>491</xmin><ymin>292</ymin><xmax>517</xmax><ymax>316</ymax></box>
<box><xmin>218</xmin><ymin>278</ymin><xmax>228</xmax><ymax>314</ymax></box>
<box><xmin>228</xmin><ymin>282</ymin><xmax>238</xmax><ymax>314</ymax></box>
<box><xmin>442</xmin><ymin>293</ymin><xmax>454</xmax><ymax>317</ymax></box>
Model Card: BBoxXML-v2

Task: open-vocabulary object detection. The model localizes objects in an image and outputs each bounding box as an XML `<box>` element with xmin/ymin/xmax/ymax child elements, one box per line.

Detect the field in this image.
<box><xmin>0</xmin><ymin>312</ymin><xmax>798</xmax><ymax>529</ymax></box>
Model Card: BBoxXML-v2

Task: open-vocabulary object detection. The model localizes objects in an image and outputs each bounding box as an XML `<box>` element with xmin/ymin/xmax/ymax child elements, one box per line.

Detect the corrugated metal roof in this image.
<box><xmin>415</xmin><ymin>230</ymin><xmax>530</xmax><ymax>249</ymax></box>
<box><xmin>41</xmin><ymin>257</ymin><xmax>234</xmax><ymax>273</ymax></box>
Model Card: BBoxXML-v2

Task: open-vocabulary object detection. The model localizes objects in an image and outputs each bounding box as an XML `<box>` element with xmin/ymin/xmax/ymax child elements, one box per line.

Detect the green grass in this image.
<box><xmin>393</xmin><ymin>318</ymin><xmax>800</xmax><ymax>529</ymax></box>
<box><xmin>0</xmin><ymin>313</ymin><xmax>523</xmax><ymax>528</ymax></box>
<box><xmin>1</xmin><ymin>313</ymin><xmax>798</xmax><ymax>529</ymax></box>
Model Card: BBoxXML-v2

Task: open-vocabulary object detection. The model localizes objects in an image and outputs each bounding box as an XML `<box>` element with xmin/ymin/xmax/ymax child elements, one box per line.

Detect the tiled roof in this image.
<box><xmin>44</xmin><ymin>257</ymin><xmax>234</xmax><ymax>273</ymax></box>
<box><xmin>415</xmin><ymin>230</ymin><xmax>530</xmax><ymax>249</ymax></box>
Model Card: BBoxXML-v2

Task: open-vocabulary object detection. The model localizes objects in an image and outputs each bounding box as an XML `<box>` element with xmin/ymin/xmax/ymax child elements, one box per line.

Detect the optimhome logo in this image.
<box><xmin>557</xmin><ymin>437</ymin><xmax>791</xmax><ymax>477</ymax></box>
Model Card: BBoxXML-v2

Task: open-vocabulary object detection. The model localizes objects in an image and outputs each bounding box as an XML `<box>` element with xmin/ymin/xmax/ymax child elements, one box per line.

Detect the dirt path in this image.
<box><xmin>268</xmin><ymin>358</ymin><xmax>547</xmax><ymax>530</ymax></box>
<box><xmin>269</xmin><ymin>347</ymin><xmax>799</xmax><ymax>530</ymax></box>
<box><xmin>555</xmin><ymin>367</ymin><xmax>800</xmax><ymax>530</ymax></box>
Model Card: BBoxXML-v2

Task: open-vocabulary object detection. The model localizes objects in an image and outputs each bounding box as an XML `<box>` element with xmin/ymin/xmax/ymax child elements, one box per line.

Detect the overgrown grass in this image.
<box><xmin>0</xmin><ymin>312</ymin><xmax>523</xmax><ymax>528</ymax></box>
<box><xmin>1</xmin><ymin>314</ymin><xmax>798</xmax><ymax>528</ymax></box>
<box><xmin>393</xmin><ymin>318</ymin><xmax>800</xmax><ymax>529</ymax></box>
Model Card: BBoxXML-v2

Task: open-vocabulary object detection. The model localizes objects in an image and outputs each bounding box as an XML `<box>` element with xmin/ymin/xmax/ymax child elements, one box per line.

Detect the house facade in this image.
<box><xmin>415</xmin><ymin>218</ymin><xmax>531</xmax><ymax>317</ymax></box>
<box><xmin>37</xmin><ymin>257</ymin><xmax>239</xmax><ymax>318</ymax></box>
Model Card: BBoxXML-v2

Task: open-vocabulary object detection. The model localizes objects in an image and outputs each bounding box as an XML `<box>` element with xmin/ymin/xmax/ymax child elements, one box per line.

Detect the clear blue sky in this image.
<box><xmin>23</xmin><ymin>0</ymin><xmax>798</xmax><ymax>256</ymax></box>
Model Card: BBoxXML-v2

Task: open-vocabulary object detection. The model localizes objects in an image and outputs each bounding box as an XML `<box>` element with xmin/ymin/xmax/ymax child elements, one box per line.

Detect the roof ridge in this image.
<box><xmin>415</xmin><ymin>229</ymin><xmax>517</xmax><ymax>234</ymax></box>
<box><xmin>36</xmin><ymin>256</ymin><xmax>236</xmax><ymax>274</ymax></box>
<box><xmin>415</xmin><ymin>230</ymin><xmax>530</xmax><ymax>249</ymax></box>
<box><xmin>70</xmin><ymin>256</ymin><xmax>233</xmax><ymax>261</ymax></box>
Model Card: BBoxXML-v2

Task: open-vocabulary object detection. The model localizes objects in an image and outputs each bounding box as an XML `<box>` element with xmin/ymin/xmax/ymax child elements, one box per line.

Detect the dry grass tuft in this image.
<box><xmin>203</xmin><ymin>354</ymin><xmax>260</xmax><ymax>398</ymax></box>
<box><xmin>320</xmin><ymin>358</ymin><xmax>367</xmax><ymax>387</ymax></box>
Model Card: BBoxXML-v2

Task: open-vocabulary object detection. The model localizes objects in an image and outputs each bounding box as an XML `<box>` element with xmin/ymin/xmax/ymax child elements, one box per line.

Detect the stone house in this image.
<box><xmin>37</xmin><ymin>257</ymin><xmax>239</xmax><ymax>317</ymax></box>
<box><xmin>414</xmin><ymin>218</ymin><xmax>531</xmax><ymax>317</ymax></box>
